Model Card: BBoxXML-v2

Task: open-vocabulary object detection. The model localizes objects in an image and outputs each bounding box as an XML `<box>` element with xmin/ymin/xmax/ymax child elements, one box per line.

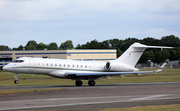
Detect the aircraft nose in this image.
<box><xmin>2</xmin><ymin>65</ymin><xmax>7</xmax><ymax>70</ymax></box>
<box><xmin>2</xmin><ymin>65</ymin><xmax>9</xmax><ymax>71</ymax></box>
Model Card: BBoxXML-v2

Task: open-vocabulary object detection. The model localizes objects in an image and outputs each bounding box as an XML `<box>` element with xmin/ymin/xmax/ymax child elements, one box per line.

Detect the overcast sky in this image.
<box><xmin>0</xmin><ymin>0</ymin><xmax>180</xmax><ymax>48</ymax></box>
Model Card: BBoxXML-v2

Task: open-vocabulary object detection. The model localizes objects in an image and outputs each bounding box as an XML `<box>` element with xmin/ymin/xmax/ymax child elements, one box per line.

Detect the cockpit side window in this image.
<box><xmin>19</xmin><ymin>60</ymin><xmax>24</xmax><ymax>62</ymax></box>
<box><xmin>12</xmin><ymin>60</ymin><xmax>25</xmax><ymax>63</ymax></box>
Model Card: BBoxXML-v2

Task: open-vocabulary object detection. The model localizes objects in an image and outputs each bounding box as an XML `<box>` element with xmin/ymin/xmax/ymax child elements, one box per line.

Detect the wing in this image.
<box><xmin>65</xmin><ymin>63</ymin><xmax>166</xmax><ymax>77</ymax></box>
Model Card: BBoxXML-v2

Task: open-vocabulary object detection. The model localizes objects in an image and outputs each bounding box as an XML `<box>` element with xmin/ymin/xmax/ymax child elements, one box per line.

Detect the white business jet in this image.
<box><xmin>3</xmin><ymin>43</ymin><xmax>173</xmax><ymax>86</ymax></box>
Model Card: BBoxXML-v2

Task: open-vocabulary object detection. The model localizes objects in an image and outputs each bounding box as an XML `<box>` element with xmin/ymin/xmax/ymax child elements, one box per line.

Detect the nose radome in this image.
<box><xmin>2</xmin><ymin>66</ymin><xmax>5</xmax><ymax>70</ymax></box>
<box><xmin>2</xmin><ymin>65</ymin><xmax>7</xmax><ymax>71</ymax></box>
<box><xmin>2</xmin><ymin>65</ymin><xmax>13</xmax><ymax>72</ymax></box>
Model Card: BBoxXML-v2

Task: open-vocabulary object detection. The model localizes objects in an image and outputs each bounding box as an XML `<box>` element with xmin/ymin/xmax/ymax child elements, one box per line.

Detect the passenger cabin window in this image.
<box><xmin>12</xmin><ymin>60</ymin><xmax>24</xmax><ymax>63</ymax></box>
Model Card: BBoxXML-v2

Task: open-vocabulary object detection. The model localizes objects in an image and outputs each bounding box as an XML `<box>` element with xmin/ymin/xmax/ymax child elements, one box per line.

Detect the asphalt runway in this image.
<box><xmin>0</xmin><ymin>82</ymin><xmax>180</xmax><ymax>111</ymax></box>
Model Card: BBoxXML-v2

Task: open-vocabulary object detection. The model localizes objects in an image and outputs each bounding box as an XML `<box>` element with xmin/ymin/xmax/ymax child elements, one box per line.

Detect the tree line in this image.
<box><xmin>75</xmin><ymin>35</ymin><xmax>180</xmax><ymax>63</ymax></box>
<box><xmin>0</xmin><ymin>35</ymin><xmax>180</xmax><ymax>63</ymax></box>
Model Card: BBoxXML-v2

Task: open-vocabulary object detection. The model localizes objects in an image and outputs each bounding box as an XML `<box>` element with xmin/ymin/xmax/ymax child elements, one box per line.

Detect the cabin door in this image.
<box><xmin>13</xmin><ymin>63</ymin><xmax>18</xmax><ymax>73</ymax></box>
<box><xmin>29</xmin><ymin>59</ymin><xmax>35</xmax><ymax>73</ymax></box>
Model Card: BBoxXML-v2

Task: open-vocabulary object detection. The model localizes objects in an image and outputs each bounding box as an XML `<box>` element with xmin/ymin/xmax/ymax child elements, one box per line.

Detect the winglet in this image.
<box><xmin>155</xmin><ymin>63</ymin><xmax>167</xmax><ymax>73</ymax></box>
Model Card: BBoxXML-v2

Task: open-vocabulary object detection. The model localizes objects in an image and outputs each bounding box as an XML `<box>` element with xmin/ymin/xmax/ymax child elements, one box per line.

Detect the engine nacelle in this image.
<box><xmin>105</xmin><ymin>61</ymin><xmax>135</xmax><ymax>72</ymax></box>
<box><xmin>105</xmin><ymin>62</ymin><xmax>111</xmax><ymax>71</ymax></box>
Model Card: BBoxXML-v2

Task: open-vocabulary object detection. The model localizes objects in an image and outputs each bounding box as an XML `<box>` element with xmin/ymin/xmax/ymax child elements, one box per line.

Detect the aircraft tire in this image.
<box><xmin>75</xmin><ymin>81</ymin><xmax>82</xmax><ymax>86</ymax></box>
<box><xmin>14</xmin><ymin>80</ymin><xmax>19</xmax><ymax>84</ymax></box>
<box><xmin>88</xmin><ymin>80</ymin><xmax>95</xmax><ymax>86</ymax></box>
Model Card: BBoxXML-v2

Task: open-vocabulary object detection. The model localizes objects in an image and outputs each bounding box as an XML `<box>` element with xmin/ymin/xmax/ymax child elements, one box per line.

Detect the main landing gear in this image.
<box><xmin>88</xmin><ymin>80</ymin><xmax>95</xmax><ymax>86</ymax></box>
<box><xmin>75</xmin><ymin>80</ymin><xmax>96</xmax><ymax>86</ymax></box>
<box><xmin>75</xmin><ymin>80</ymin><xmax>82</xmax><ymax>86</ymax></box>
<box><xmin>14</xmin><ymin>73</ymin><xmax>19</xmax><ymax>84</ymax></box>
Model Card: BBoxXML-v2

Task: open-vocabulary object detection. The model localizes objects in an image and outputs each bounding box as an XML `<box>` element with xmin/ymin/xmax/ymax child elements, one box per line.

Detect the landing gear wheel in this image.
<box><xmin>75</xmin><ymin>80</ymin><xmax>82</xmax><ymax>86</ymax></box>
<box><xmin>14</xmin><ymin>80</ymin><xmax>19</xmax><ymax>84</ymax></box>
<box><xmin>88</xmin><ymin>80</ymin><xmax>95</xmax><ymax>86</ymax></box>
<box><xmin>14</xmin><ymin>73</ymin><xmax>19</xmax><ymax>84</ymax></box>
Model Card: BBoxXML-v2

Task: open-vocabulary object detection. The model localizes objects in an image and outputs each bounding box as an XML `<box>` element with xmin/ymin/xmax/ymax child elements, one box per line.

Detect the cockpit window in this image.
<box><xmin>12</xmin><ymin>60</ymin><xmax>25</xmax><ymax>63</ymax></box>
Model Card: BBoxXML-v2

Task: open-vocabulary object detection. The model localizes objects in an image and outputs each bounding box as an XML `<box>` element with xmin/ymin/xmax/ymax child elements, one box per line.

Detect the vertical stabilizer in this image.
<box><xmin>115</xmin><ymin>43</ymin><xmax>173</xmax><ymax>67</ymax></box>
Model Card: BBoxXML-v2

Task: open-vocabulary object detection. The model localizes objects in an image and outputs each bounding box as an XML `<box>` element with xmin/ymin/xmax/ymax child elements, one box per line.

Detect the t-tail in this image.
<box><xmin>114</xmin><ymin>42</ymin><xmax>173</xmax><ymax>67</ymax></box>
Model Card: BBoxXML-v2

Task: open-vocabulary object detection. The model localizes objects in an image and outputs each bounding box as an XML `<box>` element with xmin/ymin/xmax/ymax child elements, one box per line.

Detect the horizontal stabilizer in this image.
<box><xmin>155</xmin><ymin>63</ymin><xmax>167</xmax><ymax>73</ymax></box>
<box><xmin>134</xmin><ymin>45</ymin><xmax>174</xmax><ymax>49</ymax></box>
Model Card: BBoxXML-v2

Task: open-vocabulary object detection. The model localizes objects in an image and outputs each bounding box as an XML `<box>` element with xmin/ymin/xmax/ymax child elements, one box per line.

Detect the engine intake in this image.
<box><xmin>106</xmin><ymin>62</ymin><xmax>111</xmax><ymax>71</ymax></box>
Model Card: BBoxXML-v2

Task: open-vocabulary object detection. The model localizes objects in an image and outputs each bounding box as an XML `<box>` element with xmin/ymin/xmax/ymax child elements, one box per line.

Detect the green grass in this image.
<box><xmin>101</xmin><ymin>104</ymin><xmax>180</xmax><ymax>111</ymax></box>
<box><xmin>97</xmin><ymin>75</ymin><xmax>180</xmax><ymax>83</ymax></box>
<box><xmin>0</xmin><ymin>68</ymin><xmax>180</xmax><ymax>87</ymax></box>
<box><xmin>0</xmin><ymin>72</ymin><xmax>51</xmax><ymax>80</ymax></box>
<box><xmin>0</xmin><ymin>68</ymin><xmax>180</xmax><ymax>96</ymax></box>
<box><xmin>0</xmin><ymin>78</ymin><xmax>76</xmax><ymax>87</ymax></box>
<box><xmin>140</xmin><ymin>68</ymin><xmax>180</xmax><ymax>75</ymax></box>
<box><xmin>0</xmin><ymin>75</ymin><xmax>180</xmax><ymax>87</ymax></box>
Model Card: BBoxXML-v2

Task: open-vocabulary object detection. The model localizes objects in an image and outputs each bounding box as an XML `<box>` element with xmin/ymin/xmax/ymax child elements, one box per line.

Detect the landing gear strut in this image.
<box><xmin>75</xmin><ymin>80</ymin><xmax>82</xmax><ymax>86</ymax></box>
<box><xmin>14</xmin><ymin>73</ymin><xmax>19</xmax><ymax>84</ymax></box>
<box><xmin>88</xmin><ymin>80</ymin><xmax>95</xmax><ymax>86</ymax></box>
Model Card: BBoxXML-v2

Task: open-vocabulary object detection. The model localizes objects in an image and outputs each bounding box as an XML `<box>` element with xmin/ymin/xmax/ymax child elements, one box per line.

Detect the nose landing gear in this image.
<box><xmin>14</xmin><ymin>73</ymin><xmax>19</xmax><ymax>84</ymax></box>
<box><xmin>14</xmin><ymin>80</ymin><xmax>19</xmax><ymax>84</ymax></box>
